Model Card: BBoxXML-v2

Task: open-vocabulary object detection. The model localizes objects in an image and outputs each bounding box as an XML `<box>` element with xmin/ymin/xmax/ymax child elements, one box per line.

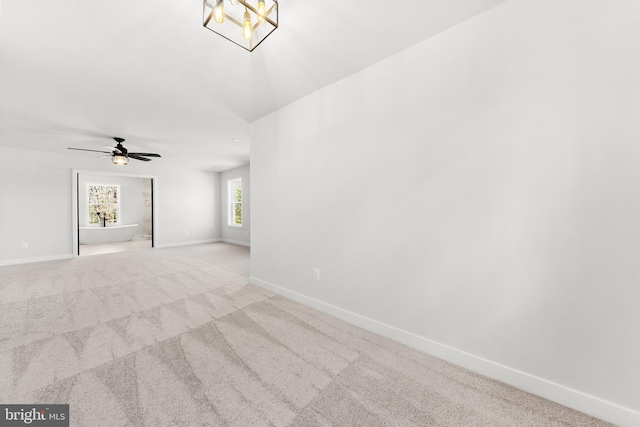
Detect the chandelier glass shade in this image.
<box><xmin>203</xmin><ymin>0</ymin><xmax>278</xmax><ymax>51</ymax></box>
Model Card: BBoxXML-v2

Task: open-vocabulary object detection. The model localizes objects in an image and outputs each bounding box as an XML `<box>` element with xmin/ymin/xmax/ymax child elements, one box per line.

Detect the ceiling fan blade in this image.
<box><xmin>129</xmin><ymin>154</ymin><xmax>152</xmax><ymax>162</ymax></box>
<box><xmin>68</xmin><ymin>148</ymin><xmax>112</xmax><ymax>154</ymax></box>
<box><xmin>129</xmin><ymin>152</ymin><xmax>161</xmax><ymax>157</ymax></box>
<box><xmin>106</xmin><ymin>145</ymin><xmax>121</xmax><ymax>153</ymax></box>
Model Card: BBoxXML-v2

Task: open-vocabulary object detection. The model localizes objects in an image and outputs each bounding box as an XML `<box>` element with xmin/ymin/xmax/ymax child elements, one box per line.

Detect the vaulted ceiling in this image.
<box><xmin>0</xmin><ymin>0</ymin><xmax>506</xmax><ymax>171</ymax></box>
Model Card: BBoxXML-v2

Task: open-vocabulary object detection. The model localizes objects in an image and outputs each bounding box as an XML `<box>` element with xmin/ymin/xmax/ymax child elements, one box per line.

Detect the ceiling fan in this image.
<box><xmin>68</xmin><ymin>137</ymin><xmax>161</xmax><ymax>165</ymax></box>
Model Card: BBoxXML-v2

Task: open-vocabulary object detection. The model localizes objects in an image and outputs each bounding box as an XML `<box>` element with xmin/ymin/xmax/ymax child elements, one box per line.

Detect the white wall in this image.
<box><xmin>0</xmin><ymin>146</ymin><xmax>221</xmax><ymax>264</ymax></box>
<box><xmin>154</xmin><ymin>167</ymin><xmax>221</xmax><ymax>248</ymax></box>
<box><xmin>250</xmin><ymin>0</ymin><xmax>640</xmax><ymax>425</ymax></box>
<box><xmin>221</xmin><ymin>166</ymin><xmax>250</xmax><ymax>246</ymax></box>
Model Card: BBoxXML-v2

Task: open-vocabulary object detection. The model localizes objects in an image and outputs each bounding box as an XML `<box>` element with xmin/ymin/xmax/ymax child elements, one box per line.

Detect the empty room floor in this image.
<box><xmin>0</xmin><ymin>243</ymin><xmax>612</xmax><ymax>426</ymax></box>
<box><xmin>80</xmin><ymin>240</ymin><xmax>153</xmax><ymax>257</ymax></box>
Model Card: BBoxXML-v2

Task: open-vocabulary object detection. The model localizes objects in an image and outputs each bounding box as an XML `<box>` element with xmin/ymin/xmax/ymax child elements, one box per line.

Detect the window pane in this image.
<box><xmin>109</xmin><ymin>207</ymin><xmax>118</xmax><ymax>223</ymax></box>
<box><xmin>88</xmin><ymin>184</ymin><xmax>120</xmax><ymax>225</ymax></box>
<box><xmin>233</xmin><ymin>203</ymin><xmax>242</xmax><ymax>225</ymax></box>
<box><xmin>106</xmin><ymin>186</ymin><xmax>118</xmax><ymax>204</ymax></box>
<box><xmin>88</xmin><ymin>186</ymin><xmax>99</xmax><ymax>204</ymax></box>
<box><xmin>89</xmin><ymin>205</ymin><xmax>99</xmax><ymax>225</ymax></box>
<box><xmin>227</xmin><ymin>179</ymin><xmax>242</xmax><ymax>226</ymax></box>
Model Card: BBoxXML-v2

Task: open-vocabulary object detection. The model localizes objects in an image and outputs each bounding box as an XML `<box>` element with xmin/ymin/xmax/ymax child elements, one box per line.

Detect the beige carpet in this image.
<box><xmin>0</xmin><ymin>243</ymin><xmax>612</xmax><ymax>426</ymax></box>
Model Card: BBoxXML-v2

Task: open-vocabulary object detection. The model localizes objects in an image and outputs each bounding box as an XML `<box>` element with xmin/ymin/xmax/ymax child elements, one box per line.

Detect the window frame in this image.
<box><xmin>227</xmin><ymin>178</ymin><xmax>243</xmax><ymax>228</ymax></box>
<box><xmin>87</xmin><ymin>183</ymin><xmax>121</xmax><ymax>226</ymax></box>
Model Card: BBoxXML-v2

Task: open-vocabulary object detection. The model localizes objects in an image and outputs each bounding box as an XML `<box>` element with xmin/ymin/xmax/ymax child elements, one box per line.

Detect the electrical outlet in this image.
<box><xmin>20</xmin><ymin>242</ymin><xmax>28</xmax><ymax>249</ymax></box>
<box><xmin>313</xmin><ymin>268</ymin><xmax>320</xmax><ymax>281</ymax></box>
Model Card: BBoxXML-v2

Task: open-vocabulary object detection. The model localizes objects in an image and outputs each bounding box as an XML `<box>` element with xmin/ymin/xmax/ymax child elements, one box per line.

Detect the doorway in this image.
<box><xmin>72</xmin><ymin>170</ymin><xmax>156</xmax><ymax>257</ymax></box>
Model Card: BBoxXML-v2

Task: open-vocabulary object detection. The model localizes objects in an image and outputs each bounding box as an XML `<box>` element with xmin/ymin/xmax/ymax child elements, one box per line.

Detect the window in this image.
<box><xmin>227</xmin><ymin>178</ymin><xmax>242</xmax><ymax>227</ymax></box>
<box><xmin>87</xmin><ymin>184</ymin><xmax>120</xmax><ymax>225</ymax></box>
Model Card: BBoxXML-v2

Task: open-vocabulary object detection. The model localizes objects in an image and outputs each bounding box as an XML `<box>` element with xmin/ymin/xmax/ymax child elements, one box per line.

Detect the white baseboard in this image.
<box><xmin>221</xmin><ymin>239</ymin><xmax>250</xmax><ymax>247</ymax></box>
<box><xmin>155</xmin><ymin>238</ymin><xmax>222</xmax><ymax>249</ymax></box>
<box><xmin>248</xmin><ymin>276</ymin><xmax>640</xmax><ymax>427</ymax></box>
<box><xmin>0</xmin><ymin>254</ymin><xmax>74</xmax><ymax>267</ymax></box>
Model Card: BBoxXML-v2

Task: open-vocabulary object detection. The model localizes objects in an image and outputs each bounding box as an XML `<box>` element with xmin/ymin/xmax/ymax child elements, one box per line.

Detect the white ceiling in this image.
<box><xmin>0</xmin><ymin>0</ymin><xmax>506</xmax><ymax>171</ymax></box>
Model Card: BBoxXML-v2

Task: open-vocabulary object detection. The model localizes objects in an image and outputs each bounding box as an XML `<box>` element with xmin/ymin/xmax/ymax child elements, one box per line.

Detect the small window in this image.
<box><xmin>87</xmin><ymin>184</ymin><xmax>120</xmax><ymax>225</ymax></box>
<box><xmin>227</xmin><ymin>178</ymin><xmax>242</xmax><ymax>227</ymax></box>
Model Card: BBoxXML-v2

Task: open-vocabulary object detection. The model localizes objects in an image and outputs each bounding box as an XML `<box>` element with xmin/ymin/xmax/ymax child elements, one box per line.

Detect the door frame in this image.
<box><xmin>71</xmin><ymin>169</ymin><xmax>158</xmax><ymax>257</ymax></box>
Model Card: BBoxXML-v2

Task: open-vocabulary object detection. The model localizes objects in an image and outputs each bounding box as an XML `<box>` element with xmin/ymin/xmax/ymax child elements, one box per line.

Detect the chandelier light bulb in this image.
<box><xmin>257</xmin><ymin>1</ymin><xmax>266</xmax><ymax>24</ymax></box>
<box><xmin>213</xmin><ymin>0</ymin><xmax>225</xmax><ymax>24</ymax></box>
<box><xmin>243</xmin><ymin>10</ymin><xmax>253</xmax><ymax>40</ymax></box>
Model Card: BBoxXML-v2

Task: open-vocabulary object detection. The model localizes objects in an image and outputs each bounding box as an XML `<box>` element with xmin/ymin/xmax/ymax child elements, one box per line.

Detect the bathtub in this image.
<box><xmin>79</xmin><ymin>224</ymin><xmax>141</xmax><ymax>245</ymax></box>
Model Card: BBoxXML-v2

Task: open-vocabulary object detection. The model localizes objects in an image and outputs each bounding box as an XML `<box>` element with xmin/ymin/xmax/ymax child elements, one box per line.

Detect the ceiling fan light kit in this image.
<box><xmin>203</xmin><ymin>0</ymin><xmax>278</xmax><ymax>51</ymax></box>
<box><xmin>68</xmin><ymin>137</ymin><xmax>161</xmax><ymax>166</ymax></box>
<box><xmin>112</xmin><ymin>154</ymin><xmax>128</xmax><ymax>165</ymax></box>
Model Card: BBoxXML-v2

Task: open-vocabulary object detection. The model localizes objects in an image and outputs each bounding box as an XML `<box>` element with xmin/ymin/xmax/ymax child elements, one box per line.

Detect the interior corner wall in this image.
<box><xmin>155</xmin><ymin>167</ymin><xmax>221</xmax><ymax>248</ymax></box>
<box><xmin>0</xmin><ymin>146</ymin><xmax>222</xmax><ymax>264</ymax></box>
<box><xmin>220</xmin><ymin>165</ymin><xmax>250</xmax><ymax>246</ymax></box>
<box><xmin>249</xmin><ymin>0</ymin><xmax>640</xmax><ymax>424</ymax></box>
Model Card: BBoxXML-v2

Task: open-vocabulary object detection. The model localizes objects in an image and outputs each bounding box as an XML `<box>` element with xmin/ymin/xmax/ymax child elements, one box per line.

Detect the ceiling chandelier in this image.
<box><xmin>203</xmin><ymin>0</ymin><xmax>278</xmax><ymax>52</ymax></box>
